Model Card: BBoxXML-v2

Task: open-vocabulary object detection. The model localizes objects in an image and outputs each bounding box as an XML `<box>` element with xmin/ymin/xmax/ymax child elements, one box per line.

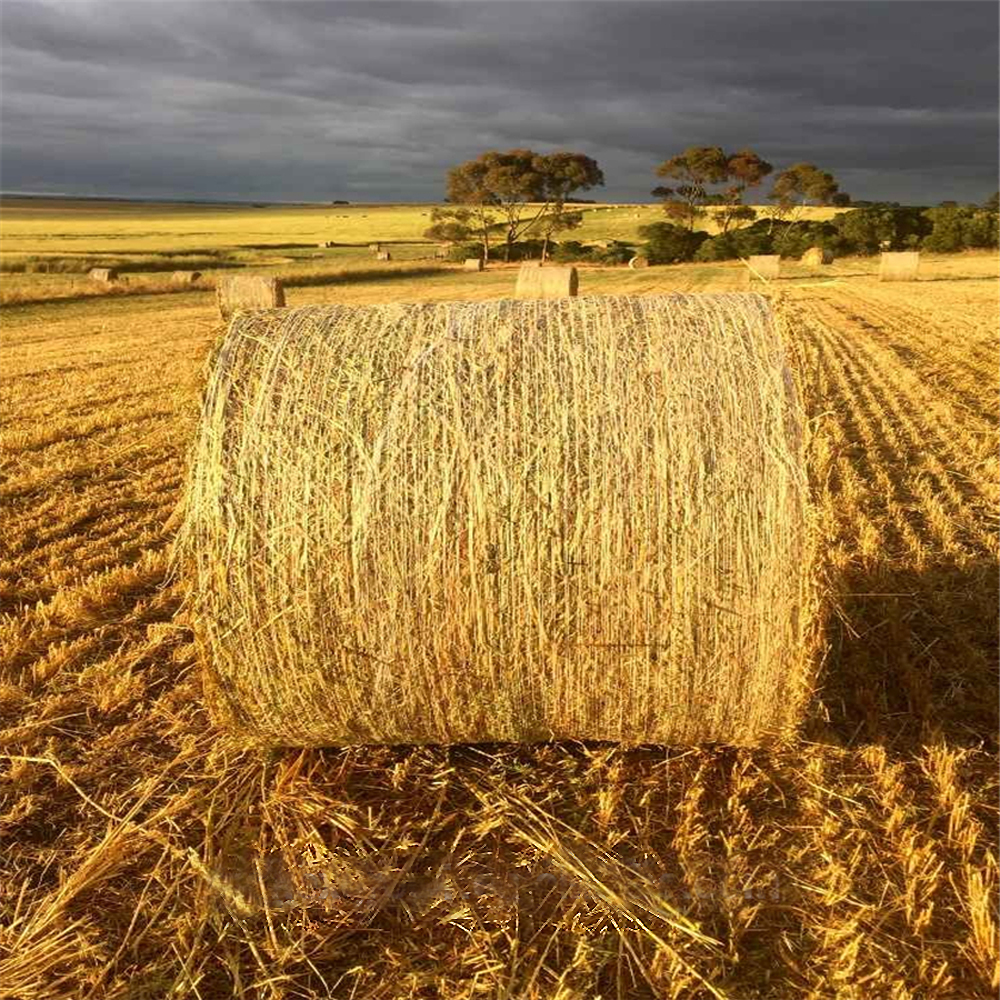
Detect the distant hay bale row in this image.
<box><xmin>216</xmin><ymin>274</ymin><xmax>285</xmax><ymax>322</ymax></box>
<box><xmin>514</xmin><ymin>263</ymin><xmax>578</xmax><ymax>298</ymax></box>
<box><xmin>801</xmin><ymin>247</ymin><xmax>833</xmax><ymax>266</ymax></box>
<box><xmin>179</xmin><ymin>294</ymin><xmax>815</xmax><ymax>748</ymax></box>
<box><xmin>463</xmin><ymin>258</ymin><xmax>484</xmax><ymax>271</ymax></box>
<box><xmin>879</xmin><ymin>251</ymin><xmax>920</xmax><ymax>282</ymax></box>
<box><xmin>88</xmin><ymin>267</ymin><xmax>118</xmax><ymax>283</ymax></box>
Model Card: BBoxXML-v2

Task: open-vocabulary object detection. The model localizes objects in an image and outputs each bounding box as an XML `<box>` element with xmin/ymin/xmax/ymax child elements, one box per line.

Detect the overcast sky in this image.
<box><xmin>1</xmin><ymin>1</ymin><xmax>997</xmax><ymax>204</ymax></box>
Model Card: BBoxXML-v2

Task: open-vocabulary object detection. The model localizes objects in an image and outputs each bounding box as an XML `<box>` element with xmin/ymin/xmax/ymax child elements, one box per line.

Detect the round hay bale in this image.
<box><xmin>88</xmin><ymin>267</ymin><xmax>118</xmax><ymax>283</ymax></box>
<box><xmin>514</xmin><ymin>264</ymin><xmax>578</xmax><ymax>299</ymax></box>
<box><xmin>801</xmin><ymin>247</ymin><xmax>833</xmax><ymax>266</ymax></box>
<box><xmin>463</xmin><ymin>258</ymin><xmax>484</xmax><ymax>271</ymax></box>
<box><xmin>376</xmin><ymin>251</ymin><xmax>392</xmax><ymax>261</ymax></box>
<box><xmin>216</xmin><ymin>274</ymin><xmax>285</xmax><ymax>322</ymax></box>
<box><xmin>628</xmin><ymin>255</ymin><xmax>650</xmax><ymax>269</ymax></box>
<box><xmin>171</xmin><ymin>270</ymin><xmax>202</xmax><ymax>284</ymax></box>
<box><xmin>179</xmin><ymin>295</ymin><xmax>815</xmax><ymax>748</ymax></box>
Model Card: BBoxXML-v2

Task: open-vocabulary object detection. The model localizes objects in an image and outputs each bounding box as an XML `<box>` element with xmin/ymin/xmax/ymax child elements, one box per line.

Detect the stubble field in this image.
<box><xmin>0</xmin><ymin>200</ymin><xmax>997</xmax><ymax>999</ymax></box>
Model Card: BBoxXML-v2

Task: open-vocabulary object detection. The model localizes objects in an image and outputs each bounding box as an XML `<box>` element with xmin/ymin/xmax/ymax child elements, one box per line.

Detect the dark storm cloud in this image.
<box><xmin>1</xmin><ymin>1</ymin><xmax>996</xmax><ymax>203</ymax></box>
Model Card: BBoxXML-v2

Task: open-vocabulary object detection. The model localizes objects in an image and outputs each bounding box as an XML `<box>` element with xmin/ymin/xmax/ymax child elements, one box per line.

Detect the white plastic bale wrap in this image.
<box><xmin>180</xmin><ymin>294</ymin><xmax>815</xmax><ymax>747</ymax></box>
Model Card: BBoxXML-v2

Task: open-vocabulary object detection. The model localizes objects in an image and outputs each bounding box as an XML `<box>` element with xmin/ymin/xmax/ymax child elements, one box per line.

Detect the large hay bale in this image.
<box><xmin>514</xmin><ymin>264</ymin><xmax>578</xmax><ymax>299</ymax></box>
<box><xmin>180</xmin><ymin>295</ymin><xmax>814</xmax><ymax>748</ymax></box>
<box><xmin>801</xmin><ymin>247</ymin><xmax>833</xmax><ymax>266</ymax></box>
<box><xmin>88</xmin><ymin>267</ymin><xmax>118</xmax><ymax>283</ymax></box>
<box><xmin>463</xmin><ymin>258</ymin><xmax>484</xmax><ymax>271</ymax></box>
<box><xmin>171</xmin><ymin>270</ymin><xmax>202</xmax><ymax>284</ymax></box>
<box><xmin>216</xmin><ymin>274</ymin><xmax>285</xmax><ymax>322</ymax></box>
<box><xmin>879</xmin><ymin>251</ymin><xmax>920</xmax><ymax>281</ymax></box>
<box><xmin>747</xmin><ymin>255</ymin><xmax>780</xmax><ymax>281</ymax></box>
<box><xmin>376</xmin><ymin>251</ymin><xmax>392</xmax><ymax>261</ymax></box>
<box><xmin>628</xmin><ymin>255</ymin><xmax>650</xmax><ymax>269</ymax></box>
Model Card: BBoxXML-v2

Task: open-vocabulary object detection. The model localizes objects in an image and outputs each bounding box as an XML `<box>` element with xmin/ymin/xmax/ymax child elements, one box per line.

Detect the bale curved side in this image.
<box><xmin>179</xmin><ymin>295</ymin><xmax>815</xmax><ymax>747</ymax></box>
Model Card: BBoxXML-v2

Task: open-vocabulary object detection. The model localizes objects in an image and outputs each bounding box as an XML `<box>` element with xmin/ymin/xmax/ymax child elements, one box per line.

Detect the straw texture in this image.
<box><xmin>879</xmin><ymin>251</ymin><xmax>920</xmax><ymax>281</ymax></box>
<box><xmin>180</xmin><ymin>294</ymin><xmax>815</xmax><ymax>747</ymax></box>
<box><xmin>216</xmin><ymin>275</ymin><xmax>285</xmax><ymax>321</ymax></box>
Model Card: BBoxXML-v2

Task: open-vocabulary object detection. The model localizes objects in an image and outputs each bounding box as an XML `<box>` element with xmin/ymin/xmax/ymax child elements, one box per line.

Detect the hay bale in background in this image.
<box><xmin>216</xmin><ymin>274</ymin><xmax>285</xmax><ymax>322</ymax></box>
<box><xmin>88</xmin><ymin>267</ymin><xmax>118</xmax><ymax>283</ymax></box>
<box><xmin>514</xmin><ymin>264</ymin><xmax>578</xmax><ymax>299</ymax></box>
<box><xmin>747</xmin><ymin>255</ymin><xmax>781</xmax><ymax>281</ymax></box>
<box><xmin>879</xmin><ymin>251</ymin><xmax>920</xmax><ymax>282</ymax></box>
<box><xmin>376</xmin><ymin>251</ymin><xmax>392</xmax><ymax>261</ymax></box>
<box><xmin>368</xmin><ymin>243</ymin><xmax>381</xmax><ymax>252</ymax></box>
<box><xmin>628</xmin><ymin>255</ymin><xmax>650</xmax><ymax>269</ymax></box>
<box><xmin>463</xmin><ymin>258</ymin><xmax>484</xmax><ymax>272</ymax></box>
<box><xmin>171</xmin><ymin>270</ymin><xmax>202</xmax><ymax>285</ymax></box>
<box><xmin>801</xmin><ymin>247</ymin><xmax>833</xmax><ymax>266</ymax></box>
<box><xmin>180</xmin><ymin>295</ymin><xmax>814</xmax><ymax>748</ymax></box>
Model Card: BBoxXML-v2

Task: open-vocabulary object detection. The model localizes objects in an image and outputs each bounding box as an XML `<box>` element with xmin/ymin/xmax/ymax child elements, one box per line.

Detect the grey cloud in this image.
<box><xmin>1</xmin><ymin>1</ymin><xmax>996</xmax><ymax>204</ymax></box>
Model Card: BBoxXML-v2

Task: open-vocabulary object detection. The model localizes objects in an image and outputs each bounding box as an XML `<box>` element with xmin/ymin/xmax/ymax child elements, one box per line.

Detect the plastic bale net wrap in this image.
<box><xmin>179</xmin><ymin>294</ymin><xmax>816</xmax><ymax>747</ymax></box>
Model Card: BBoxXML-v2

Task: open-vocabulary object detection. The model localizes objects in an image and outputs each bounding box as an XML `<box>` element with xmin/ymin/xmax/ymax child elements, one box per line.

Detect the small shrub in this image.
<box><xmin>638</xmin><ymin>223</ymin><xmax>707</xmax><ymax>264</ymax></box>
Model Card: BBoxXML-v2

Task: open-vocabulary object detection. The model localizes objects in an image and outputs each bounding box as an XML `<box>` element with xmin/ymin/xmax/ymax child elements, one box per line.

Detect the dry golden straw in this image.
<box><xmin>87</xmin><ymin>267</ymin><xmax>118</xmax><ymax>283</ymax></box>
<box><xmin>215</xmin><ymin>274</ymin><xmax>285</xmax><ymax>321</ymax></box>
<box><xmin>179</xmin><ymin>294</ymin><xmax>815</xmax><ymax>747</ymax></box>
<box><xmin>746</xmin><ymin>255</ymin><xmax>781</xmax><ymax>281</ymax></box>
<box><xmin>514</xmin><ymin>264</ymin><xmax>579</xmax><ymax>298</ymax></box>
<box><xmin>879</xmin><ymin>251</ymin><xmax>920</xmax><ymax>281</ymax></box>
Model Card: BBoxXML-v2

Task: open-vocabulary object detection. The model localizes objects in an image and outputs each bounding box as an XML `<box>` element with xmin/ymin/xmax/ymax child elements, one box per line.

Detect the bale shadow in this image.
<box><xmin>283</xmin><ymin>266</ymin><xmax>449</xmax><ymax>289</ymax></box>
<box><xmin>806</xmin><ymin>553</ymin><xmax>998</xmax><ymax>751</ymax></box>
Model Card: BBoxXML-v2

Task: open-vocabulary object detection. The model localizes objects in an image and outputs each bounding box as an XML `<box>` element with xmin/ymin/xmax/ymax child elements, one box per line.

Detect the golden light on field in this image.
<box><xmin>0</xmin><ymin>200</ymin><xmax>997</xmax><ymax>998</ymax></box>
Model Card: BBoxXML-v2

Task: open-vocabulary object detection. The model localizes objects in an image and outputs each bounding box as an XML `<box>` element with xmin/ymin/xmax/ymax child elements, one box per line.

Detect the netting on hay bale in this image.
<box><xmin>879</xmin><ymin>251</ymin><xmax>920</xmax><ymax>281</ymax></box>
<box><xmin>179</xmin><ymin>295</ymin><xmax>817</xmax><ymax>748</ymax></box>
<box><xmin>216</xmin><ymin>275</ymin><xmax>285</xmax><ymax>321</ymax></box>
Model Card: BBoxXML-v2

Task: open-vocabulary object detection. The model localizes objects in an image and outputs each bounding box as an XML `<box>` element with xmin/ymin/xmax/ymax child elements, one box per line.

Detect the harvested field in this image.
<box><xmin>0</xmin><ymin>250</ymin><xmax>997</xmax><ymax>999</ymax></box>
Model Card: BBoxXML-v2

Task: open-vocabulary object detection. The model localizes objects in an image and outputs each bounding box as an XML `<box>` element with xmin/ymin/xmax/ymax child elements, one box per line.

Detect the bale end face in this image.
<box><xmin>628</xmin><ymin>256</ymin><xmax>650</xmax><ymax>269</ymax></box>
<box><xmin>514</xmin><ymin>264</ymin><xmax>578</xmax><ymax>299</ymax></box>
<box><xmin>879</xmin><ymin>251</ymin><xmax>920</xmax><ymax>281</ymax></box>
<box><xmin>179</xmin><ymin>294</ymin><xmax>816</xmax><ymax>749</ymax></box>
<box><xmin>216</xmin><ymin>275</ymin><xmax>285</xmax><ymax>322</ymax></box>
<box><xmin>88</xmin><ymin>267</ymin><xmax>118</xmax><ymax>283</ymax></box>
<box><xmin>376</xmin><ymin>251</ymin><xmax>392</xmax><ymax>261</ymax></box>
<box><xmin>463</xmin><ymin>258</ymin><xmax>484</xmax><ymax>271</ymax></box>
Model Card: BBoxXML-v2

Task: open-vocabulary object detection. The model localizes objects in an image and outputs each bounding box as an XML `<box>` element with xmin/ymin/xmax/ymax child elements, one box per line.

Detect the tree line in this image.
<box><xmin>425</xmin><ymin>146</ymin><xmax>997</xmax><ymax>262</ymax></box>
